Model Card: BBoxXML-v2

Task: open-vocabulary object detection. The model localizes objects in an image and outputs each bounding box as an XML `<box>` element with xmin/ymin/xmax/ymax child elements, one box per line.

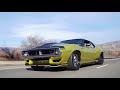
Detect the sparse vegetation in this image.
<box><xmin>0</xmin><ymin>35</ymin><xmax>57</xmax><ymax>61</ymax></box>
<box><xmin>0</xmin><ymin>47</ymin><xmax>23</xmax><ymax>61</ymax></box>
<box><xmin>21</xmin><ymin>35</ymin><xmax>57</xmax><ymax>50</ymax></box>
<box><xmin>0</xmin><ymin>35</ymin><xmax>120</xmax><ymax>61</ymax></box>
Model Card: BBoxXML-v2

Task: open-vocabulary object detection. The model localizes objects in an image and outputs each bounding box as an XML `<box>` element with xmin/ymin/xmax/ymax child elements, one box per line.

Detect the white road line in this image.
<box><xmin>105</xmin><ymin>58</ymin><xmax>120</xmax><ymax>61</ymax></box>
<box><xmin>0</xmin><ymin>66</ymin><xmax>26</xmax><ymax>71</ymax></box>
<box><xmin>96</xmin><ymin>64</ymin><xmax>109</xmax><ymax>69</ymax></box>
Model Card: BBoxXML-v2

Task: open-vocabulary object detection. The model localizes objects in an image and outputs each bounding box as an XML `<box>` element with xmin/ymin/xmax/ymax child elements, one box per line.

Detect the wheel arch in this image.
<box><xmin>100</xmin><ymin>52</ymin><xmax>104</xmax><ymax>58</ymax></box>
<box><xmin>72</xmin><ymin>50</ymin><xmax>81</xmax><ymax>61</ymax></box>
<box><xmin>101</xmin><ymin>51</ymin><xmax>104</xmax><ymax>55</ymax></box>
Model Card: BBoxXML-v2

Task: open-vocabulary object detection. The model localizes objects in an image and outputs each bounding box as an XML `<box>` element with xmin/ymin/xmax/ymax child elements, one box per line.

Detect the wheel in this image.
<box><xmin>67</xmin><ymin>52</ymin><xmax>81</xmax><ymax>70</ymax></box>
<box><xmin>96</xmin><ymin>53</ymin><xmax>104</xmax><ymax>65</ymax></box>
<box><xmin>31</xmin><ymin>66</ymin><xmax>44</xmax><ymax>71</ymax></box>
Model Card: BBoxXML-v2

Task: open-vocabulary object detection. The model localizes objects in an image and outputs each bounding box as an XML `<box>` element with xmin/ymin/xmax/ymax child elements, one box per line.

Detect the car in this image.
<box><xmin>22</xmin><ymin>39</ymin><xmax>104</xmax><ymax>70</ymax></box>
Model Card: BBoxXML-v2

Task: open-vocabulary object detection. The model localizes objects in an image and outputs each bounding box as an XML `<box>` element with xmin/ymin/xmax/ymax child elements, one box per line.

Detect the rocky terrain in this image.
<box><xmin>98</xmin><ymin>40</ymin><xmax>120</xmax><ymax>58</ymax></box>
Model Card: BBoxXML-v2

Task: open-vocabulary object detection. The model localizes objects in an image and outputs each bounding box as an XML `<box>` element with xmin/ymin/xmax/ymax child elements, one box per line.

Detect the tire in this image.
<box><xmin>96</xmin><ymin>53</ymin><xmax>104</xmax><ymax>65</ymax></box>
<box><xmin>67</xmin><ymin>52</ymin><xmax>81</xmax><ymax>70</ymax></box>
<box><xmin>31</xmin><ymin>66</ymin><xmax>44</xmax><ymax>71</ymax></box>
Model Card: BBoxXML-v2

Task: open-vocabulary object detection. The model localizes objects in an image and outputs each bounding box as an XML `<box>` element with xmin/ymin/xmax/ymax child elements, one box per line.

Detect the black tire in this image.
<box><xmin>96</xmin><ymin>53</ymin><xmax>104</xmax><ymax>65</ymax></box>
<box><xmin>31</xmin><ymin>66</ymin><xmax>44</xmax><ymax>71</ymax></box>
<box><xmin>67</xmin><ymin>52</ymin><xmax>81</xmax><ymax>70</ymax></box>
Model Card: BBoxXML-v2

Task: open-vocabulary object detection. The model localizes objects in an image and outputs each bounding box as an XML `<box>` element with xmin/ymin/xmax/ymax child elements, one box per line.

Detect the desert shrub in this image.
<box><xmin>0</xmin><ymin>35</ymin><xmax>57</xmax><ymax>61</ymax></box>
<box><xmin>21</xmin><ymin>35</ymin><xmax>57</xmax><ymax>50</ymax></box>
<box><xmin>0</xmin><ymin>47</ymin><xmax>23</xmax><ymax>60</ymax></box>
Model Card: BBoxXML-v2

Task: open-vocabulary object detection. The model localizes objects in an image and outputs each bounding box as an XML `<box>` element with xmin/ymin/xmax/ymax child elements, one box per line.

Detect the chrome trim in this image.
<box><xmin>22</xmin><ymin>47</ymin><xmax>62</xmax><ymax>59</ymax></box>
<box><xmin>23</xmin><ymin>54</ymin><xmax>61</xmax><ymax>59</ymax></box>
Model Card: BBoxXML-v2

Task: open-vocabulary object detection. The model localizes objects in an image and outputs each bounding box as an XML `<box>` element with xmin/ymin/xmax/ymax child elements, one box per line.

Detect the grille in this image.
<box><xmin>41</xmin><ymin>49</ymin><xmax>55</xmax><ymax>54</ymax></box>
<box><xmin>28</xmin><ymin>49</ymin><xmax>56</xmax><ymax>56</ymax></box>
<box><xmin>28</xmin><ymin>50</ymin><xmax>39</xmax><ymax>56</ymax></box>
<box><xmin>31</xmin><ymin>57</ymin><xmax>50</xmax><ymax>60</ymax></box>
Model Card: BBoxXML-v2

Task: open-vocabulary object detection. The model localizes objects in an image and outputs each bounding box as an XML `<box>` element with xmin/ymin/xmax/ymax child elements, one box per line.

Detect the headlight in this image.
<box><xmin>55</xmin><ymin>51</ymin><xmax>59</xmax><ymax>55</ymax></box>
<box><xmin>55</xmin><ymin>49</ymin><xmax>60</xmax><ymax>55</ymax></box>
<box><xmin>22</xmin><ymin>51</ymin><xmax>29</xmax><ymax>56</ymax></box>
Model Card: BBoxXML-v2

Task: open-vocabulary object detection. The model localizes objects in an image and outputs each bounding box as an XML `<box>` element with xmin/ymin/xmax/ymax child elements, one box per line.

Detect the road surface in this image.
<box><xmin>0</xmin><ymin>59</ymin><xmax>120</xmax><ymax>78</ymax></box>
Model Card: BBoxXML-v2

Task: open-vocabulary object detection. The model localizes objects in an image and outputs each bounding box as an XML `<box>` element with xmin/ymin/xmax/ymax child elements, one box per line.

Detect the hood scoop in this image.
<box><xmin>36</xmin><ymin>43</ymin><xmax>58</xmax><ymax>48</ymax></box>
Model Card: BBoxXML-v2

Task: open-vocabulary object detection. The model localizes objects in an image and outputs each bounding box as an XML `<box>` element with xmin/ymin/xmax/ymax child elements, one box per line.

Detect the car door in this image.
<box><xmin>80</xmin><ymin>41</ymin><xmax>92</xmax><ymax>64</ymax></box>
<box><xmin>80</xmin><ymin>46</ymin><xmax>92</xmax><ymax>63</ymax></box>
<box><xmin>85</xmin><ymin>42</ymin><xmax>96</xmax><ymax>62</ymax></box>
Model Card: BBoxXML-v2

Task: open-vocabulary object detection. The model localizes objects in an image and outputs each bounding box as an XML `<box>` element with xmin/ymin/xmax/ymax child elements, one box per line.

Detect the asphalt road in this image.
<box><xmin>0</xmin><ymin>59</ymin><xmax>120</xmax><ymax>78</ymax></box>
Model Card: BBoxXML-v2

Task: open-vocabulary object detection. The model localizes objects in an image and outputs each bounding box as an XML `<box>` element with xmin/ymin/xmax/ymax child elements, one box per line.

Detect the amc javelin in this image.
<box><xmin>22</xmin><ymin>39</ymin><xmax>104</xmax><ymax>70</ymax></box>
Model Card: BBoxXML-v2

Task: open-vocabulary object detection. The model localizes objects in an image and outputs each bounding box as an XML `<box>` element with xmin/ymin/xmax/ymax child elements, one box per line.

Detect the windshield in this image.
<box><xmin>60</xmin><ymin>39</ymin><xmax>84</xmax><ymax>46</ymax></box>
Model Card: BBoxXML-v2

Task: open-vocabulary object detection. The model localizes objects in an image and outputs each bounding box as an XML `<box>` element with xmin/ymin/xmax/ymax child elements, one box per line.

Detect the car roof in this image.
<box><xmin>61</xmin><ymin>38</ymin><xmax>90</xmax><ymax>42</ymax></box>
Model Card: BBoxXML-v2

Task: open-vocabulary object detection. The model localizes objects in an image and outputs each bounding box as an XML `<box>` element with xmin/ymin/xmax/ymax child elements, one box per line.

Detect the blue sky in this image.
<box><xmin>0</xmin><ymin>12</ymin><xmax>120</xmax><ymax>47</ymax></box>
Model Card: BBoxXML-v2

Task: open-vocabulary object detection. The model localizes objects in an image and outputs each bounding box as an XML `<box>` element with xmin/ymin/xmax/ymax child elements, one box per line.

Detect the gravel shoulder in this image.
<box><xmin>0</xmin><ymin>61</ymin><xmax>24</xmax><ymax>65</ymax></box>
<box><xmin>0</xmin><ymin>58</ymin><xmax>119</xmax><ymax>65</ymax></box>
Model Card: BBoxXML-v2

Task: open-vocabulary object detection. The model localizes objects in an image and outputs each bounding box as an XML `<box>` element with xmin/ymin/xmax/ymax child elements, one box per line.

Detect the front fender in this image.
<box><xmin>59</xmin><ymin>44</ymin><xmax>82</xmax><ymax>63</ymax></box>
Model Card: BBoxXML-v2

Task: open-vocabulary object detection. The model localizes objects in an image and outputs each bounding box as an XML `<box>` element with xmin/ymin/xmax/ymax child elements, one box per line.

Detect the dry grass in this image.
<box><xmin>21</xmin><ymin>35</ymin><xmax>57</xmax><ymax>50</ymax></box>
<box><xmin>0</xmin><ymin>48</ymin><xmax>23</xmax><ymax>61</ymax></box>
<box><xmin>0</xmin><ymin>35</ymin><xmax>57</xmax><ymax>61</ymax></box>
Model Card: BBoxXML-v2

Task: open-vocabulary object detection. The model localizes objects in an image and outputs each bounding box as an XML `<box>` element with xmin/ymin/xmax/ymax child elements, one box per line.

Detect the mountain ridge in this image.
<box><xmin>97</xmin><ymin>40</ymin><xmax>120</xmax><ymax>58</ymax></box>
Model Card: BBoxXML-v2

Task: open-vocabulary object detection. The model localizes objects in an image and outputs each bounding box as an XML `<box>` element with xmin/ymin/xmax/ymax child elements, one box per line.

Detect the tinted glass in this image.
<box><xmin>60</xmin><ymin>39</ymin><xmax>83</xmax><ymax>46</ymax></box>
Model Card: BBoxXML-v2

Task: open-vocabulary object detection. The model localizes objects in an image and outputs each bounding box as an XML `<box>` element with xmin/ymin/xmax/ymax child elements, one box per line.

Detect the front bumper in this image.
<box><xmin>23</xmin><ymin>54</ymin><xmax>61</xmax><ymax>59</ymax></box>
<box><xmin>23</xmin><ymin>49</ymin><xmax>72</xmax><ymax>67</ymax></box>
<box><xmin>25</xmin><ymin>56</ymin><xmax>68</xmax><ymax>67</ymax></box>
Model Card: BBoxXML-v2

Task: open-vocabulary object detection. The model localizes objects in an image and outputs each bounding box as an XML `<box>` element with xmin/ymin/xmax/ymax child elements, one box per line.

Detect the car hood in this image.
<box><xmin>27</xmin><ymin>43</ymin><xmax>70</xmax><ymax>51</ymax></box>
<box><xmin>52</xmin><ymin>43</ymin><xmax>70</xmax><ymax>47</ymax></box>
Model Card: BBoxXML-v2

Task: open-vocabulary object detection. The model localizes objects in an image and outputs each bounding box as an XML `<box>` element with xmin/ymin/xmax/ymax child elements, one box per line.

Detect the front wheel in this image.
<box><xmin>67</xmin><ymin>52</ymin><xmax>81</xmax><ymax>70</ymax></box>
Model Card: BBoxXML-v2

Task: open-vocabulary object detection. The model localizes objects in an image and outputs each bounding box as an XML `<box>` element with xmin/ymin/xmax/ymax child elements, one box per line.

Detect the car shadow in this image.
<box><xmin>80</xmin><ymin>63</ymin><xmax>96</xmax><ymax>68</ymax></box>
<box><xmin>26</xmin><ymin>63</ymin><xmax>98</xmax><ymax>72</ymax></box>
<box><xmin>26</xmin><ymin>67</ymin><xmax>67</xmax><ymax>72</ymax></box>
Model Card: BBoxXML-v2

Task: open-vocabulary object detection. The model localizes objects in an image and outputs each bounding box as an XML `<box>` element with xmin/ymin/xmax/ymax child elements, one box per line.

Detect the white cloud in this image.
<box><xmin>12</xmin><ymin>24</ymin><xmax>82</xmax><ymax>40</ymax></box>
<box><xmin>11</xmin><ymin>23</ymin><xmax>107</xmax><ymax>43</ymax></box>
<box><xmin>10</xmin><ymin>12</ymin><xmax>120</xmax><ymax>45</ymax></box>
<box><xmin>50</xmin><ymin>12</ymin><xmax>113</xmax><ymax>25</ymax></box>
<box><xmin>1</xmin><ymin>12</ymin><xmax>120</xmax><ymax>48</ymax></box>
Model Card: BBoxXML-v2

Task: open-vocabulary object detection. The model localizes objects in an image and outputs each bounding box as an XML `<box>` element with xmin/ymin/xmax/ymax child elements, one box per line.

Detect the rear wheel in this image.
<box><xmin>96</xmin><ymin>53</ymin><xmax>104</xmax><ymax>65</ymax></box>
<box><xmin>67</xmin><ymin>52</ymin><xmax>81</xmax><ymax>70</ymax></box>
<box><xmin>31</xmin><ymin>66</ymin><xmax>44</xmax><ymax>71</ymax></box>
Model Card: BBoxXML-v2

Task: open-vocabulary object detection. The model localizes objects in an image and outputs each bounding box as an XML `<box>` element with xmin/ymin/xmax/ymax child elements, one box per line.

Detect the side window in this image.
<box><xmin>78</xmin><ymin>40</ymin><xmax>84</xmax><ymax>47</ymax></box>
<box><xmin>88</xmin><ymin>42</ymin><xmax>95</xmax><ymax>48</ymax></box>
<box><xmin>84</xmin><ymin>40</ymin><xmax>95</xmax><ymax>49</ymax></box>
<box><xmin>81</xmin><ymin>40</ymin><xmax>84</xmax><ymax>46</ymax></box>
